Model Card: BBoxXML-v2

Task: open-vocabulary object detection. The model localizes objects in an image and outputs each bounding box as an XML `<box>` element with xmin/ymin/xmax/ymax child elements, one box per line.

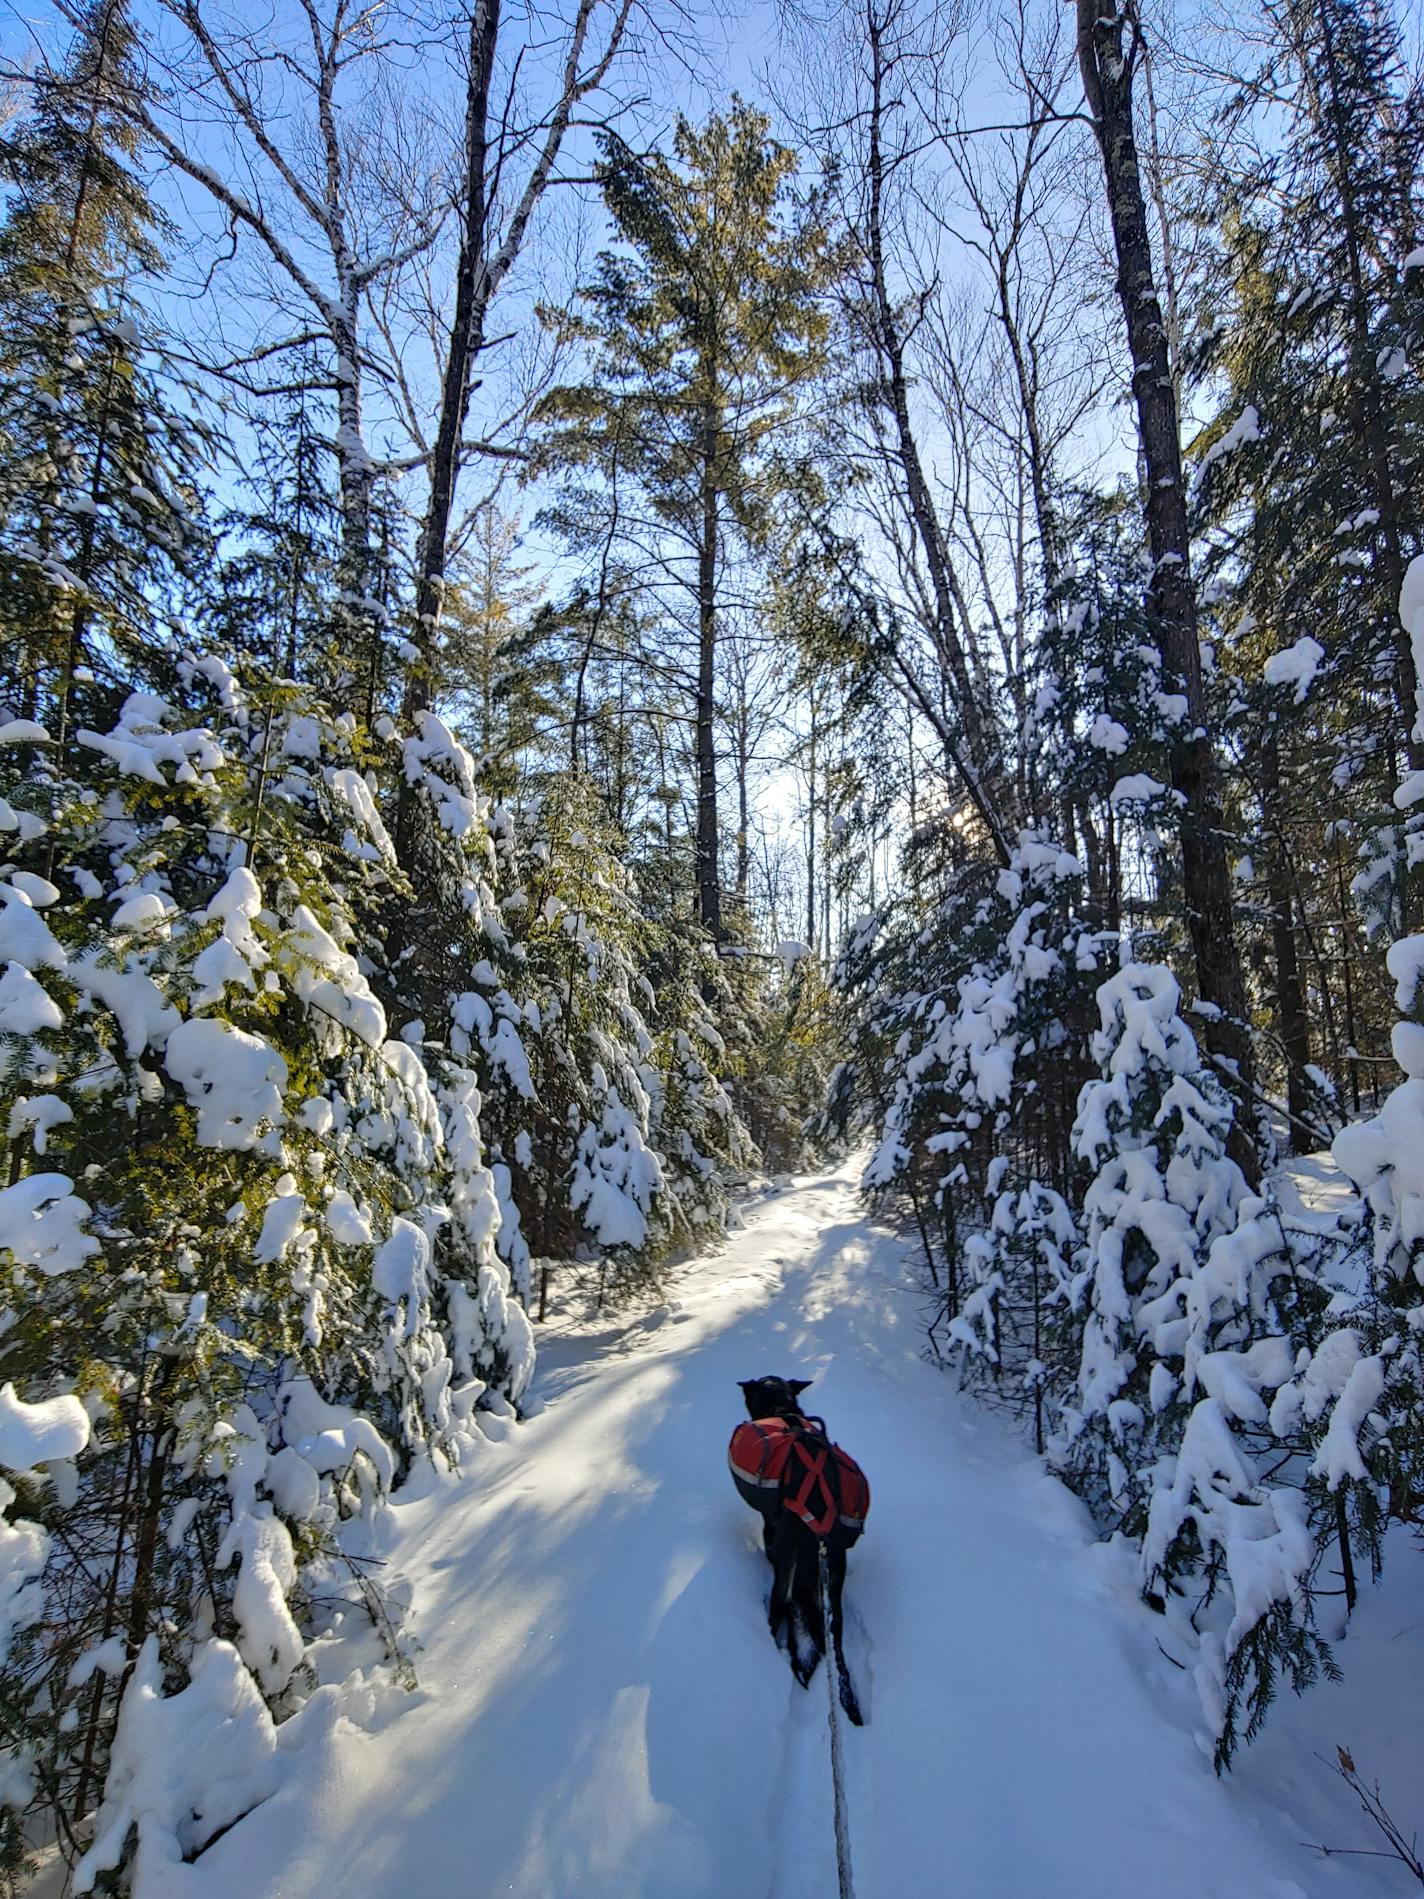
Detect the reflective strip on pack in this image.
<box><xmin>728</xmin><ymin>1449</ymin><xmax>781</xmax><ymax>1488</ymax></box>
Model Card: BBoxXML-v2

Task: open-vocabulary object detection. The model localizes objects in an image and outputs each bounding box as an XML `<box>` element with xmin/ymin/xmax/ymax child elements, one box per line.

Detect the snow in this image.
<box><xmin>112</xmin><ymin>891</ymin><xmax>171</xmax><ymax>933</ymax></box>
<box><xmin>1385</xmin><ymin>932</ymin><xmax>1424</xmax><ymax>1012</ymax></box>
<box><xmin>1108</xmin><ymin>772</ymin><xmax>1166</xmax><ymax>806</ymax></box>
<box><xmin>372</xmin><ymin>1219</ymin><xmax>433</xmax><ymax>1340</ymax></box>
<box><xmin>330</xmin><ymin>767</ymin><xmax>396</xmax><ymax>864</ymax></box>
<box><xmin>8</xmin><ymin>873</ymin><xmax>58</xmax><ymax>907</ymax></box>
<box><xmin>0</xmin><ymin>1172</ymin><xmax>98</xmax><ymax>1274</ymax></box>
<box><xmin>253</xmin><ymin>1186</ymin><xmax>308</xmax><ymax>1264</ymax></box>
<box><xmin>278</xmin><ymin>1377</ymin><xmax>397</xmax><ymax>1495</ymax></box>
<box><xmin>7</xmin><ymin>1092</ymin><xmax>74</xmax><ymax>1156</ymax></box>
<box><xmin>1393</xmin><ymin>1018</ymin><xmax>1424</xmax><ymax>1080</ymax></box>
<box><xmin>323</xmin><ymin>1191</ymin><xmax>374</xmax><ymax>1246</ymax></box>
<box><xmin>1334</xmin><ymin>1077</ymin><xmax>1424</xmax><ymax>1281</ymax></box>
<box><xmin>1402</xmin><ymin>554</ymin><xmax>1424</xmax><ymax>739</ymax></box>
<box><xmin>77</xmin><ymin>694</ymin><xmax>223</xmax><ymax>787</ymax></box>
<box><xmin>0</xmin><ymin>721</ymin><xmax>51</xmax><ymax>747</ymax></box>
<box><xmin>486</xmin><ymin>1016</ymin><xmax>535</xmax><ymax>1099</ymax></box>
<box><xmin>276</xmin><ymin>906</ymin><xmax>386</xmax><ymax>1048</ymax></box>
<box><xmin>163</xmin><ymin>1018</ymin><xmax>287</xmax><ymax>1151</ymax></box>
<box><xmin>215</xmin><ymin>1513</ymin><xmax>305</xmax><ymax>1694</ymax></box>
<box><xmin>0</xmin><ymin>883</ymin><xmax>67</xmax><ymax>972</ymax></box>
<box><xmin>1274</xmin><ymin>1147</ymin><xmax>1355</xmax><ymax>1237</ymax></box>
<box><xmin>71</xmin><ymin>1638</ymin><xmax>315</xmax><ymax>1894</ymax></box>
<box><xmin>71</xmin><ymin>953</ymin><xmax>178</xmax><ymax>1055</ymax></box>
<box><xmin>0</xmin><ymin>1382</ymin><xmax>90</xmax><ymax>1469</ymax></box>
<box><xmin>0</xmin><ymin>1497</ymin><xmax>48</xmax><ymax>1685</ymax></box>
<box><xmin>1086</xmin><ymin>713</ymin><xmax>1130</xmax><ymax>754</ymax></box>
<box><xmin>152</xmin><ymin>1158</ymin><xmax>1422</xmax><ymax>1899</ymax></box>
<box><xmin>1200</xmin><ymin>404</ymin><xmax>1261</xmax><ymax>469</ymax></box>
<box><xmin>570</xmin><ymin>1087</ymin><xmax>667</xmax><ymax>1249</ymax></box>
<box><xmin>0</xmin><ymin>960</ymin><xmax>64</xmax><ymax>1033</ymax></box>
<box><xmin>402</xmin><ymin>712</ymin><xmax>486</xmax><ymax>845</ymax></box>
<box><xmin>1263</xmin><ymin>636</ymin><xmax>1325</xmax><ymax>703</ymax></box>
<box><xmin>1310</xmin><ymin>1353</ymin><xmax>1386</xmax><ymax>1490</ymax></box>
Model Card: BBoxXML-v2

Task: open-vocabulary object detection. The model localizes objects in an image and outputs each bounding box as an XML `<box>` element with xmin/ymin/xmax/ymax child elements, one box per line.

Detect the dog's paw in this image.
<box><xmin>837</xmin><ymin>1671</ymin><xmax>864</xmax><ymax>1726</ymax></box>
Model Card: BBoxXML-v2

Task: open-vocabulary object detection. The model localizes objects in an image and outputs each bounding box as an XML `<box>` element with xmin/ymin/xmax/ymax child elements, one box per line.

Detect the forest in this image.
<box><xmin>0</xmin><ymin>0</ymin><xmax>1421</xmax><ymax>1886</ymax></box>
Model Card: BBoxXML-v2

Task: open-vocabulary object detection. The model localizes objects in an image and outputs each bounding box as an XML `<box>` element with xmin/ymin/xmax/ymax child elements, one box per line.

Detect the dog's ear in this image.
<box><xmin>737</xmin><ymin>1379</ymin><xmax>757</xmax><ymax>1393</ymax></box>
<box><xmin>789</xmin><ymin>1379</ymin><xmax>813</xmax><ymax>1395</ymax></box>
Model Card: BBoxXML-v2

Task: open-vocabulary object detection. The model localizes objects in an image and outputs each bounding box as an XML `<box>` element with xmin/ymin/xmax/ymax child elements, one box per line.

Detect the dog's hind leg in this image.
<box><xmin>780</xmin><ymin>1529</ymin><xmax>823</xmax><ymax>1688</ymax></box>
<box><xmin>766</xmin><ymin>1512</ymin><xmax>797</xmax><ymax>1651</ymax></box>
<box><xmin>826</xmin><ymin>1539</ymin><xmax>863</xmax><ymax>1726</ymax></box>
<box><xmin>826</xmin><ymin>1539</ymin><xmax>847</xmax><ymax>1663</ymax></box>
<box><xmin>795</xmin><ymin>1537</ymin><xmax>825</xmax><ymax>1657</ymax></box>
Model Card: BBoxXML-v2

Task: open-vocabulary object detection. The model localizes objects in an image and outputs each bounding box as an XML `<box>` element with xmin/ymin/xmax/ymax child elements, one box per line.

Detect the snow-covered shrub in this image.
<box><xmin>1134</xmin><ymin>1193</ymin><xmax>1337</xmax><ymax>1767</ymax></box>
<box><xmin>720</xmin><ymin>945</ymin><xmax>837</xmax><ymax>1172</ymax></box>
<box><xmin>1040</xmin><ymin>958</ymin><xmax>1356</xmax><ymax>1767</ymax></box>
<box><xmin>0</xmin><ymin>662</ymin><xmax>529</xmax><ymax>1876</ymax></box>
<box><xmin>643</xmin><ymin>951</ymin><xmax>755</xmax><ymax>1248</ymax></box>
<box><xmin>1055</xmin><ymin>960</ymin><xmax>1251</xmax><ymax>1520</ymax></box>
<box><xmin>952</xmin><ymin>1182</ymin><xmax>1078</xmax><ymax>1453</ymax></box>
<box><xmin>439</xmin><ymin>777</ymin><xmax>755</xmax><ymax>1307</ymax></box>
<box><xmin>1325</xmin><ymin>555</ymin><xmax>1424</xmax><ymax>1547</ymax></box>
<box><xmin>829</xmin><ymin>811</ymin><xmax>1392</xmax><ymax>1768</ymax></box>
<box><xmin>837</xmin><ymin>830</ymin><xmax>1111</xmax><ymax>1339</ymax></box>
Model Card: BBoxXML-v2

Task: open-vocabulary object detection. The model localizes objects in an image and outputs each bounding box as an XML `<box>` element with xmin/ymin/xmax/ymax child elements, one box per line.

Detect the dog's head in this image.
<box><xmin>738</xmin><ymin>1375</ymin><xmax>813</xmax><ymax>1421</ymax></box>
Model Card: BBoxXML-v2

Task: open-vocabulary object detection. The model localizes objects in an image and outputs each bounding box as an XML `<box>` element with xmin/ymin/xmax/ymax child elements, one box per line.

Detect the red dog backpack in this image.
<box><xmin>728</xmin><ymin>1415</ymin><xmax>870</xmax><ymax>1542</ymax></box>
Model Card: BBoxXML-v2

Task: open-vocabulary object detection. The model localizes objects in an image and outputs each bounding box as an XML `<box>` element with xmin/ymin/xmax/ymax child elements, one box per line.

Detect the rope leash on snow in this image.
<box><xmin>818</xmin><ymin>1542</ymin><xmax>855</xmax><ymax>1899</ymax></box>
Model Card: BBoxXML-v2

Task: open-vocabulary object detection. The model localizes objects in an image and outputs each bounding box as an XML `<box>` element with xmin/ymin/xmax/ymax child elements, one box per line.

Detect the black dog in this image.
<box><xmin>733</xmin><ymin>1375</ymin><xmax>865</xmax><ymax>1724</ymax></box>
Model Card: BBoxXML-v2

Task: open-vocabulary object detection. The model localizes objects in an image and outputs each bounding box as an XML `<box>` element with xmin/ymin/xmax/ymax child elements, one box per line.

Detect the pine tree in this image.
<box><xmin>1058</xmin><ymin>962</ymin><xmax>1251</xmax><ymax>1523</ymax></box>
<box><xmin>840</xmin><ymin>830</ymin><xmax>1108</xmax><ymax>1336</ymax></box>
<box><xmin>1192</xmin><ymin>0</ymin><xmax>1424</xmax><ymax>1022</ymax></box>
<box><xmin>955</xmin><ymin>1182</ymin><xmax>1079</xmax><ymax>1454</ymax></box>
<box><xmin>537</xmin><ymin>101</ymin><xmax>838</xmax><ymax>939</ymax></box>
<box><xmin>203</xmin><ymin>389</ymin><xmax>339</xmax><ymax>685</ymax></box>
<box><xmin>440</xmin><ymin>504</ymin><xmax>541</xmax><ymax>770</ymax></box>
<box><xmin>0</xmin><ymin>0</ymin><xmax>206</xmax><ymax>748</ymax></box>
<box><xmin>0</xmin><ymin>654</ymin><xmax>532</xmax><ymax>1878</ymax></box>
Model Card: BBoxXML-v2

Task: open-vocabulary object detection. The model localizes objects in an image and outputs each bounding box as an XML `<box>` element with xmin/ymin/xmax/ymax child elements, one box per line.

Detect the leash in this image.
<box><xmin>818</xmin><ymin>1542</ymin><xmax>856</xmax><ymax>1899</ymax></box>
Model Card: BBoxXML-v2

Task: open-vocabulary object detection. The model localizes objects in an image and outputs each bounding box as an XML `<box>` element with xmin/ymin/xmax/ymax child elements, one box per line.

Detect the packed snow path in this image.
<box><xmin>173</xmin><ymin>1158</ymin><xmax>1420</xmax><ymax>1899</ymax></box>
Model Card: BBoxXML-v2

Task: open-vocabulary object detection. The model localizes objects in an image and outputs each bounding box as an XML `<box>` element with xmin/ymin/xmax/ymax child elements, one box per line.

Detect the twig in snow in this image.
<box><xmin>1302</xmin><ymin>1748</ymin><xmax>1424</xmax><ymax>1885</ymax></box>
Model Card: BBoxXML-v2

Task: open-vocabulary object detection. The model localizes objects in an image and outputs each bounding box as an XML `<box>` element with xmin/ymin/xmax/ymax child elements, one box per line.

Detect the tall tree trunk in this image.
<box><xmin>906</xmin><ymin>698</ymin><xmax>918</xmax><ymax>833</ymax></box>
<box><xmin>393</xmin><ymin>0</ymin><xmax>633</xmax><ymax>867</ymax></box>
<box><xmin>406</xmin><ymin>0</ymin><xmax>501</xmax><ymax>732</ymax></box>
<box><xmin>735</xmin><ymin>700</ymin><xmax>750</xmax><ymax>904</ymax></box>
<box><xmin>331</xmin><ymin>313</ymin><xmax>378</xmax><ymax>685</ymax></box>
<box><xmin>1261</xmin><ymin>730</ymin><xmax>1315</xmax><ymax>1142</ymax></box>
<box><xmin>1076</xmin><ymin>0</ymin><xmax>1256</xmax><ymax>1139</ymax></box>
<box><xmin>821</xmin><ymin>749</ymin><xmax>832</xmax><ymax>951</ymax></box>
<box><xmin>403</xmin><ymin>0</ymin><xmax>632</xmax><ymax>733</ymax></box>
<box><xmin>806</xmin><ymin>691</ymin><xmax>818</xmax><ymax>945</ymax></box>
<box><xmin>862</xmin><ymin>0</ymin><xmax>1012</xmax><ymax>860</ymax></box>
<box><xmin>696</xmin><ymin>407</ymin><xmax>723</xmax><ymax>939</ymax></box>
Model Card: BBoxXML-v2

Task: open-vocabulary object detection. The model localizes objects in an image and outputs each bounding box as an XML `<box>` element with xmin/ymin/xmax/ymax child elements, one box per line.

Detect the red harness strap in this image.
<box><xmin>729</xmin><ymin>1414</ymin><xmax>871</xmax><ymax>1540</ymax></box>
<box><xmin>784</xmin><ymin>1429</ymin><xmax>839</xmax><ymax>1537</ymax></box>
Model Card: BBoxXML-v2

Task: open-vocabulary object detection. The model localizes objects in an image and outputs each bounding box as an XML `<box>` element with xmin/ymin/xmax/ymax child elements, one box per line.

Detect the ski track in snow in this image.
<box><xmin>164</xmin><ymin>1157</ymin><xmax>1422</xmax><ymax>1899</ymax></box>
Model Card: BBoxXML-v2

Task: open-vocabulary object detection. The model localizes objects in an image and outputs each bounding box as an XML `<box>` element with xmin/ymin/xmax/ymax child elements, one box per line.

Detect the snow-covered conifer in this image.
<box><xmin>1057</xmin><ymin>962</ymin><xmax>1250</xmax><ymax>1519</ymax></box>
<box><xmin>0</xmin><ymin>657</ymin><xmax>527</xmax><ymax>1865</ymax></box>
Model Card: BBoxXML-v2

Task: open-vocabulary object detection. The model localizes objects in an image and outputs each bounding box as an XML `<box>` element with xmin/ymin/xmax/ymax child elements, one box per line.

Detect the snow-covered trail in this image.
<box><xmin>172</xmin><ymin>1158</ymin><xmax>1418</xmax><ymax>1899</ymax></box>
